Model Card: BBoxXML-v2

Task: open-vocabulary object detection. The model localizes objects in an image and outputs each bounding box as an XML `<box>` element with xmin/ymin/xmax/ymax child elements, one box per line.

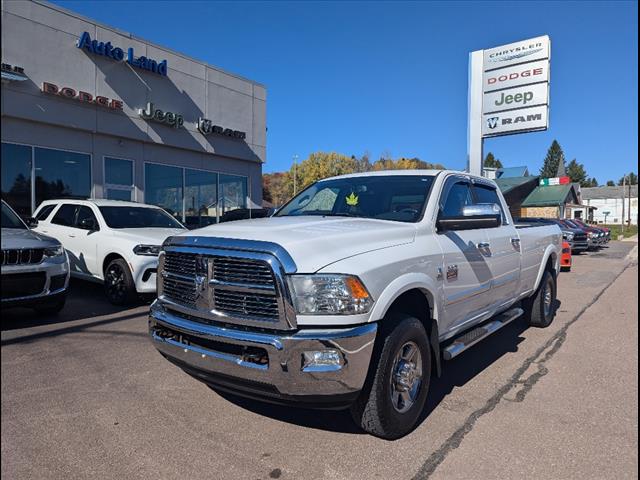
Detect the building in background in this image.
<box><xmin>576</xmin><ymin>185</ymin><xmax>638</xmax><ymax>225</ymax></box>
<box><xmin>1</xmin><ymin>0</ymin><xmax>266</xmax><ymax>228</ymax></box>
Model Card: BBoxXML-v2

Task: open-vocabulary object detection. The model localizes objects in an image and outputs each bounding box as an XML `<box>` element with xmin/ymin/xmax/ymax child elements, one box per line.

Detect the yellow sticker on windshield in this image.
<box><xmin>346</xmin><ymin>192</ymin><xmax>359</xmax><ymax>206</ymax></box>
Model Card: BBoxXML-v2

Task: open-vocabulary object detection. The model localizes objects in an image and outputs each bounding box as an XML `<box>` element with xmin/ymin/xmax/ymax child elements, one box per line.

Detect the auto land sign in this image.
<box><xmin>481</xmin><ymin>35</ymin><xmax>550</xmax><ymax>138</ymax></box>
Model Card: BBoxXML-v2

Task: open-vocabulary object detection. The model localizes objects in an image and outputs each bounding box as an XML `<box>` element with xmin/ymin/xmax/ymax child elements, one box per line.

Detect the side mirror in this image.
<box><xmin>79</xmin><ymin>218</ymin><xmax>97</xmax><ymax>231</ymax></box>
<box><xmin>437</xmin><ymin>204</ymin><xmax>502</xmax><ymax>232</ymax></box>
<box><xmin>25</xmin><ymin>217</ymin><xmax>38</xmax><ymax>228</ymax></box>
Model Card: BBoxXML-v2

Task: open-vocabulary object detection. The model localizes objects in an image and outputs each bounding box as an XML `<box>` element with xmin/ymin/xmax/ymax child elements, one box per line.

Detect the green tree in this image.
<box><xmin>566</xmin><ymin>158</ymin><xmax>592</xmax><ymax>187</ymax></box>
<box><xmin>540</xmin><ymin>140</ymin><xmax>566</xmax><ymax>178</ymax></box>
<box><xmin>606</xmin><ymin>180</ymin><xmax>616</xmax><ymax>186</ymax></box>
<box><xmin>618</xmin><ymin>172</ymin><xmax>638</xmax><ymax>185</ymax></box>
<box><xmin>484</xmin><ymin>152</ymin><xmax>503</xmax><ymax>169</ymax></box>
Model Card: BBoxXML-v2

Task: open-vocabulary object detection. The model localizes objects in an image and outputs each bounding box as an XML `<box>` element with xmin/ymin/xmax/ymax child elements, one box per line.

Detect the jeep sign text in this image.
<box><xmin>482</xmin><ymin>83</ymin><xmax>548</xmax><ymax>115</ymax></box>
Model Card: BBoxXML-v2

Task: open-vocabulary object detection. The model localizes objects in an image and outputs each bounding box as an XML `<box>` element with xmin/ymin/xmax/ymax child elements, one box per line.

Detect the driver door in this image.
<box><xmin>434</xmin><ymin>177</ymin><xmax>492</xmax><ymax>334</ymax></box>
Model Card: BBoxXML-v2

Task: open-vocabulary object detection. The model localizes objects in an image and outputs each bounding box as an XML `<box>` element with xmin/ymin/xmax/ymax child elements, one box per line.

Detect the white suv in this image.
<box><xmin>33</xmin><ymin>199</ymin><xmax>186</xmax><ymax>305</ymax></box>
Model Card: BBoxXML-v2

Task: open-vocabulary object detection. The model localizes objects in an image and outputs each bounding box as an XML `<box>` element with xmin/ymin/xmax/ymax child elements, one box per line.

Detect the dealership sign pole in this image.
<box><xmin>467</xmin><ymin>35</ymin><xmax>551</xmax><ymax>176</ymax></box>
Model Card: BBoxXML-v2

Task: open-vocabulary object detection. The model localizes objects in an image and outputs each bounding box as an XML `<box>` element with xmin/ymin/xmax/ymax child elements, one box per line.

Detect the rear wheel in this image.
<box><xmin>350</xmin><ymin>315</ymin><xmax>431</xmax><ymax>439</ymax></box>
<box><xmin>104</xmin><ymin>258</ymin><xmax>136</xmax><ymax>305</ymax></box>
<box><xmin>523</xmin><ymin>270</ymin><xmax>557</xmax><ymax>328</ymax></box>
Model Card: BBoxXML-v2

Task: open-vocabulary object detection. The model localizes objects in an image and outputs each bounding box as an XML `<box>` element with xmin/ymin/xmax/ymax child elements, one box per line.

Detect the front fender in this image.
<box><xmin>369</xmin><ymin>272</ymin><xmax>441</xmax><ymax>325</ymax></box>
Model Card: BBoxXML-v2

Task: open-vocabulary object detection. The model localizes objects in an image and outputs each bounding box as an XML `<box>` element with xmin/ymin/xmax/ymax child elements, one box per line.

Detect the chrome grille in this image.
<box><xmin>214</xmin><ymin>290</ymin><xmax>279</xmax><ymax>320</ymax></box>
<box><xmin>212</xmin><ymin>257</ymin><xmax>274</xmax><ymax>287</ymax></box>
<box><xmin>161</xmin><ymin>250</ymin><xmax>282</xmax><ymax>324</ymax></box>
<box><xmin>1</xmin><ymin>248</ymin><xmax>45</xmax><ymax>266</ymax></box>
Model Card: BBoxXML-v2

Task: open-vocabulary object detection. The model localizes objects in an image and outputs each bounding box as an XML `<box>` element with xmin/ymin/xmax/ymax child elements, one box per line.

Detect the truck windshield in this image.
<box><xmin>1</xmin><ymin>201</ymin><xmax>27</xmax><ymax>229</ymax></box>
<box><xmin>99</xmin><ymin>206</ymin><xmax>184</xmax><ymax>229</ymax></box>
<box><xmin>275</xmin><ymin>175</ymin><xmax>436</xmax><ymax>223</ymax></box>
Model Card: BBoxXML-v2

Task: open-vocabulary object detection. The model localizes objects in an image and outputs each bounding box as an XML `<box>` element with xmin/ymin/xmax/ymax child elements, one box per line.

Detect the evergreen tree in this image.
<box><xmin>618</xmin><ymin>172</ymin><xmax>638</xmax><ymax>185</ymax></box>
<box><xmin>540</xmin><ymin>140</ymin><xmax>566</xmax><ymax>178</ymax></box>
<box><xmin>566</xmin><ymin>158</ymin><xmax>590</xmax><ymax>186</ymax></box>
<box><xmin>484</xmin><ymin>152</ymin><xmax>503</xmax><ymax>169</ymax></box>
<box><xmin>606</xmin><ymin>180</ymin><xmax>616</xmax><ymax>186</ymax></box>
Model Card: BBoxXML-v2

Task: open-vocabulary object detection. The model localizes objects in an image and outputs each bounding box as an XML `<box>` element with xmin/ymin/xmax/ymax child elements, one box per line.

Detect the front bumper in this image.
<box><xmin>571</xmin><ymin>240</ymin><xmax>589</xmax><ymax>252</ymax></box>
<box><xmin>1</xmin><ymin>255</ymin><xmax>69</xmax><ymax>307</ymax></box>
<box><xmin>149</xmin><ymin>301</ymin><xmax>377</xmax><ymax>408</ymax></box>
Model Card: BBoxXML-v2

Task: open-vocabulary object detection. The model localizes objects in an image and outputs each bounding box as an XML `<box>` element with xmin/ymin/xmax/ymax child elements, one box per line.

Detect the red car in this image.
<box><xmin>561</xmin><ymin>240</ymin><xmax>572</xmax><ymax>271</ymax></box>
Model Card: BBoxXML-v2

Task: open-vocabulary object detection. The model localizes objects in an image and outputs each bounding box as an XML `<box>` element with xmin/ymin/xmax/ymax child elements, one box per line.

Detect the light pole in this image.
<box><xmin>293</xmin><ymin>154</ymin><xmax>299</xmax><ymax>195</ymax></box>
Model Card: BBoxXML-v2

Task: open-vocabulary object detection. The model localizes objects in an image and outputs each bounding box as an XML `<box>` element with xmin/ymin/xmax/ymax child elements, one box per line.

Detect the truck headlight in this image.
<box><xmin>563</xmin><ymin>232</ymin><xmax>574</xmax><ymax>241</ymax></box>
<box><xmin>44</xmin><ymin>245</ymin><xmax>65</xmax><ymax>258</ymax></box>
<box><xmin>288</xmin><ymin>274</ymin><xmax>373</xmax><ymax>315</ymax></box>
<box><xmin>133</xmin><ymin>244</ymin><xmax>161</xmax><ymax>256</ymax></box>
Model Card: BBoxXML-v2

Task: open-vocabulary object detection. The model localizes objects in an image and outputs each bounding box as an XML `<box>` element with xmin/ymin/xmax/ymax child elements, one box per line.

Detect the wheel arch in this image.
<box><xmin>533</xmin><ymin>246</ymin><xmax>559</xmax><ymax>292</ymax></box>
<box><xmin>371</xmin><ymin>274</ymin><xmax>442</xmax><ymax>377</ymax></box>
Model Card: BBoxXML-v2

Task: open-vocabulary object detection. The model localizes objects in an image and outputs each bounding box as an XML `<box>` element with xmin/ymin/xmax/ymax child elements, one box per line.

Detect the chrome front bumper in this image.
<box><xmin>149</xmin><ymin>301</ymin><xmax>377</xmax><ymax>406</ymax></box>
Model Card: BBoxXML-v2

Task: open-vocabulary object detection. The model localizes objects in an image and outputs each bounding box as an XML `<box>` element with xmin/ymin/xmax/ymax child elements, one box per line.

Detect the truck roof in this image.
<box><xmin>321</xmin><ymin>169</ymin><xmax>479</xmax><ymax>181</ymax></box>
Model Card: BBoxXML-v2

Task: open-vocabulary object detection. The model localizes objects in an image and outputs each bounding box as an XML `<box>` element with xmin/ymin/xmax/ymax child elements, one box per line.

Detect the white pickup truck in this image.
<box><xmin>149</xmin><ymin>170</ymin><xmax>561</xmax><ymax>439</ymax></box>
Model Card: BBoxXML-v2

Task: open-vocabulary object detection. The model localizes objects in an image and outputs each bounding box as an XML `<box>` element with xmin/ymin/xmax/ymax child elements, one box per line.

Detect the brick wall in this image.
<box><xmin>521</xmin><ymin>206</ymin><xmax>560</xmax><ymax>218</ymax></box>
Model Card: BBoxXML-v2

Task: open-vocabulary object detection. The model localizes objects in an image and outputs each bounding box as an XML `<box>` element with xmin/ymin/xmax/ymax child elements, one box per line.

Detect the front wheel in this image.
<box><xmin>350</xmin><ymin>315</ymin><xmax>431</xmax><ymax>439</ymax></box>
<box><xmin>104</xmin><ymin>258</ymin><xmax>137</xmax><ymax>305</ymax></box>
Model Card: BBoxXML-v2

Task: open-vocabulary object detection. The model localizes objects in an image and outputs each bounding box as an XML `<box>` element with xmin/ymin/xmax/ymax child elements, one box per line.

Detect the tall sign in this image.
<box><xmin>467</xmin><ymin>35</ymin><xmax>551</xmax><ymax>176</ymax></box>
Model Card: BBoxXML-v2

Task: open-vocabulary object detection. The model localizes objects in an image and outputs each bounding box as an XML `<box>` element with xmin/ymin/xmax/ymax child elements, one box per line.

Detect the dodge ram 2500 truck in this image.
<box><xmin>149</xmin><ymin>170</ymin><xmax>561</xmax><ymax>439</ymax></box>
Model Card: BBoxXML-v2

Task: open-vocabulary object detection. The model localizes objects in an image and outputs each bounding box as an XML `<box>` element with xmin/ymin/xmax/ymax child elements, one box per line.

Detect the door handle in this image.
<box><xmin>476</xmin><ymin>242</ymin><xmax>491</xmax><ymax>257</ymax></box>
<box><xmin>511</xmin><ymin>238</ymin><xmax>521</xmax><ymax>251</ymax></box>
<box><xmin>69</xmin><ymin>234</ymin><xmax>76</xmax><ymax>238</ymax></box>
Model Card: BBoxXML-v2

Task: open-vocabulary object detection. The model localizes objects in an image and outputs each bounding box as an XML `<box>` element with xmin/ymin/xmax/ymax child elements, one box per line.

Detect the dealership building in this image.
<box><xmin>1</xmin><ymin>0</ymin><xmax>266</xmax><ymax>227</ymax></box>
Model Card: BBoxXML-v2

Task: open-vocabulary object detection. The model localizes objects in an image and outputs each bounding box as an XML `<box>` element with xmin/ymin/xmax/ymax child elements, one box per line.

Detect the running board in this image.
<box><xmin>443</xmin><ymin>307</ymin><xmax>524</xmax><ymax>361</ymax></box>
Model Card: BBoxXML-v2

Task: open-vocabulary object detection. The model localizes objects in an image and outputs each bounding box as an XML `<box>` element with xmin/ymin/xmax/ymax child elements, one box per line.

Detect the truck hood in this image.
<box><xmin>108</xmin><ymin>228</ymin><xmax>187</xmax><ymax>246</ymax></box>
<box><xmin>177</xmin><ymin>216</ymin><xmax>417</xmax><ymax>272</ymax></box>
<box><xmin>1</xmin><ymin>227</ymin><xmax>61</xmax><ymax>249</ymax></box>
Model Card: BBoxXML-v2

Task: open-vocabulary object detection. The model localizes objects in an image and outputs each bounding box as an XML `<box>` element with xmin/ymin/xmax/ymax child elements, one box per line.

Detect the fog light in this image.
<box><xmin>302</xmin><ymin>350</ymin><xmax>342</xmax><ymax>372</ymax></box>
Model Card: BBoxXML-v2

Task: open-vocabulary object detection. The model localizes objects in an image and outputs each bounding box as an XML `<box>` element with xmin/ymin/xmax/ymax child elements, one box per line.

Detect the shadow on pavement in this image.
<box><xmin>210</xmin><ymin>300</ymin><xmax>561</xmax><ymax>437</ymax></box>
<box><xmin>1</xmin><ymin>279</ymin><xmax>153</xmax><ymax>333</ymax></box>
<box><xmin>215</xmin><ymin>389</ymin><xmax>363</xmax><ymax>434</ymax></box>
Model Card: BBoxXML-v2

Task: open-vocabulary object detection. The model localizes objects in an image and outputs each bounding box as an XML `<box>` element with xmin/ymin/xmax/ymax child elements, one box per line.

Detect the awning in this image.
<box><xmin>1</xmin><ymin>70</ymin><xmax>28</xmax><ymax>82</ymax></box>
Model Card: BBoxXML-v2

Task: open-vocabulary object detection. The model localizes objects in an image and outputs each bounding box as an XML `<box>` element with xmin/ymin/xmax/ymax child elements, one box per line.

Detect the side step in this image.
<box><xmin>443</xmin><ymin>307</ymin><xmax>524</xmax><ymax>361</ymax></box>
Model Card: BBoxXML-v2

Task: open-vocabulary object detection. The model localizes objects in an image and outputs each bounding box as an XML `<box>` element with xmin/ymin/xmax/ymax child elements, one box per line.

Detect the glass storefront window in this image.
<box><xmin>144</xmin><ymin>163</ymin><xmax>183</xmax><ymax>220</ymax></box>
<box><xmin>34</xmin><ymin>147</ymin><xmax>91</xmax><ymax>208</ymax></box>
<box><xmin>185</xmin><ymin>169</ymin><xmax>217</xmax><ymax>229</ymax></box>
<box><xmin>1</xmin><ymin>143</ymin><xmax>32</xmax><ymax>218</ymax></box>
<box><xmin>105</xmin><ymin>157</ymin><xmax>134</xmax><ymax>201</ymax></box>
<box><xmin>219</xmin><ymin>174</ymin><xmax>248</xmax><ymax>221</ymax></box>
<box><xmin>106</xmin><ymin>188</ymin><xmax>133</xmax><ymax>201</ymax></box>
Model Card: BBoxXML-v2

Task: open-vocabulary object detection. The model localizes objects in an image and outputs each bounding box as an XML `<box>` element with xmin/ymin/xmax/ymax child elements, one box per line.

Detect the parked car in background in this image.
<box><xmin>571</xmin><ymin>218</ymin><xmax>610</xmax><ymax>243</ymax></box>
<box><xmin>562</xmin><ymin>219</ymin><xmax>604</xmax><ymax>249</ymax></box>
<box><xmin>516</xmin><ymin>217</ymin><xmax>588</xmax><ymax>253</ymax></box>
<box><xmin>1</xmin><ymin>200</ymin><xmax>70</xmax><ymax>314</ymax></box>
<box><xmin>33</xmin><ymin>199</ymin><xmax>187</xmax><ymax>305</ymax></box>
<box><xmin>560</xmin><ymin>240</ymin><xmax>572</xmax><ymax>271</ymax></box>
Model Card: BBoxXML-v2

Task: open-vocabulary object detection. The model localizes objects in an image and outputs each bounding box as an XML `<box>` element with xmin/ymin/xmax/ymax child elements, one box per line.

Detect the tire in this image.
<box><xmin>34</xmin><ymin>296</ymin><xmax>66</xmax><ymax>316</ymax></box>
<box><xmin>522</xmin><ymin>270</ymin><xmax>557</xmax><ymax>328</ymax></box>
<box><xmin>350</xmin><ymin>314</ymin><xmax>431</xmax><ymax>439</ymax></box>
<box><xmin>104</xmin><ymin>258</ymin><xmax>137</xmax><ymax>305</ymax></box>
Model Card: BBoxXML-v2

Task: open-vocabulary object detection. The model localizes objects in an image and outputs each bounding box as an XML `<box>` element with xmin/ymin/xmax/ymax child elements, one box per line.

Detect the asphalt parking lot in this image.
<box><xmin>2</xmin><ymin>241</ymin><xmax>637</xmax><ymax>480</ymax></box>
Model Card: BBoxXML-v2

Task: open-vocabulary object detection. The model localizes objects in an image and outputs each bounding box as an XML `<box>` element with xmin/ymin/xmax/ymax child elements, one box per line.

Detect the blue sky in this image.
<box><xmin>54</xmin><ymin>0</ymin><xmax>638</xmax><ymax>182</ymax></box>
